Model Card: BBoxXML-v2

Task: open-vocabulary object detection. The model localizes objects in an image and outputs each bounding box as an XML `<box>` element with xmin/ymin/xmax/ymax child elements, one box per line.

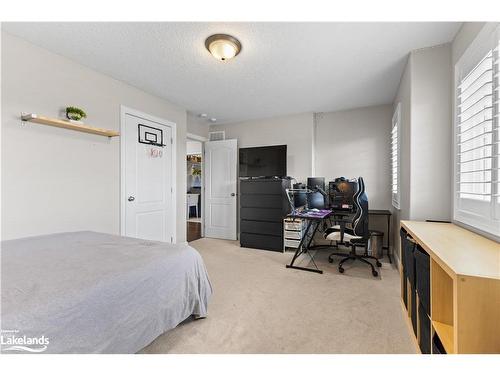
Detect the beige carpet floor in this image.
<box><xmin>140</xmin><ymin>238</ymin><xmax>417</xmax><ymax>354</ymax></box>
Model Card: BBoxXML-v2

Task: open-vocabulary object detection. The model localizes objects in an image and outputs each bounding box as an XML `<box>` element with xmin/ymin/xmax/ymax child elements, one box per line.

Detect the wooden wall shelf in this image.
<box><xmin>21</xmin><ymin>113</ymin><xmax>120</xmax><ymax>137</ymax></box>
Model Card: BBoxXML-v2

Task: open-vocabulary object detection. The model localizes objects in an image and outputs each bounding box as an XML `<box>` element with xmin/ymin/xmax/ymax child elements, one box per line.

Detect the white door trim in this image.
<box><xmin>186</xmin><ymin>132</ymin><xmax>208</xmax><ymax>142</ymax></box>
<box><xmin>186</xmin><ymin>133</ymin><xmax>206</xmax><ymax>238</ymax></box>
<box><xmin>120</xmin><ymin>105</ymin><xmax>177</xmax><ymax>243</ymax></box>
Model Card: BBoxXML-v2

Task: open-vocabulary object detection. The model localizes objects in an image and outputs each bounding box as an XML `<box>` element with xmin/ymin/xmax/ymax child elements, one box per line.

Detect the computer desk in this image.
<box><xmin>285</xmin><ymin>209</ymin><xmax>333</xmax><ymax>274</ymax></box>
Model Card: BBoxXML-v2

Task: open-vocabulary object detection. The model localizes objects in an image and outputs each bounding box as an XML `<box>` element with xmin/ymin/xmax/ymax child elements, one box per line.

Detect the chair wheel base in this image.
<box><xmin>328</xmin><ymin>258</ymin><xmax>334</xmax><ymax>263</ymax></box>
<box><xmin>376</xmin><ymin>261</ymin><xmax>382</xmax><ymax>267</ymax></box>
<box><xmin>372</xmin><ymin>270</ymin><xmax>379</xmax><ymax>277</ymax></box>
<box><xmin>338</xmin><ymin>267</ymin><xmax>344</xmax><ymax>273</ymax></box>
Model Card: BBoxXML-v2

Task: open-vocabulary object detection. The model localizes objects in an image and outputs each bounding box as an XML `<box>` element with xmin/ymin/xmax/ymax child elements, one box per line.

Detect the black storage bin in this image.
<box><xmin>402</xmin><ymin>234</ymin><xmax>416</xmax><ymax>286</ymax></box>
<box><xmin>418</xmin><ymin>303</ymin><xmax>431</xmax><ymax>354</ymax></box>
<box><xmin>402</xmin><ymin>275</ymin><xmax>408</xmax><ymax>309</ymax></box>
<box><xmin>411</xmin><ymin>287</ymin><xmax>417</xmax><ymax>336</ymax></box>
<box><xmin>432</xmin><ymin>333</ymin><xmax>447</xmax><ymax>354</ymax></box>
<box><xmin>400</xmin><ymin>228</ymin><xmax>407</xmax><ymax>268</ymax></box>
<box><xmin>415</xmin><ymin>245</ymin><xmax>431</xmax><ymax>316</ymax></box>
<box><xmin>400</xmin><ymin>228</ymin><xmax>408</xmax><ymax>309</ymax></box>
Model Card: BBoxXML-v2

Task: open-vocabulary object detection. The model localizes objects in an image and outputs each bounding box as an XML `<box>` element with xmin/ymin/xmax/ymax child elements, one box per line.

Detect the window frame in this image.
<box><xmin>391</xmin><ymin>103</ymin><xmax>401</xmax><ymax>210</ymax></box>
<box><xmin>453</xmin><ymin>23</ymin><xmax>500</xmax><ymax>238</ymax></box>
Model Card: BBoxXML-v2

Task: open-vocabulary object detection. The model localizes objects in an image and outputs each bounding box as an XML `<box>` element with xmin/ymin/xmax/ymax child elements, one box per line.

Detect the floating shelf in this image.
<box><xmin>21</xmin><ymin>113</ymin><xmax>120</xmax><ymax>137</ymax></box>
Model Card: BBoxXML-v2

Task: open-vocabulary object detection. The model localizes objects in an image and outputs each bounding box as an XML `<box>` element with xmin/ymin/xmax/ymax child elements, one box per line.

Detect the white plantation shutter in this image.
<box><xmin>391</xmin><ymin>104</ymin><xmax>401</xmax><ymax>209</ymax></box>
<box><xmin>454</xmin><ymin>24</ymin><xmax>500</xmax><ymax>237</ymax></box>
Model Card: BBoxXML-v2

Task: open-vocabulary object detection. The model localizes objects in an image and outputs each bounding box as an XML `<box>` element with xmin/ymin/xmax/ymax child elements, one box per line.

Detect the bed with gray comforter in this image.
<box><xmin>1</xmin><ymin>231</ymin><xmax>212</xmax><ymax>353</ymax></box>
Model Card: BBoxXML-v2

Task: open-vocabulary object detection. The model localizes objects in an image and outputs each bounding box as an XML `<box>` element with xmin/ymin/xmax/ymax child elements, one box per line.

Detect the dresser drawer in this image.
<box><xmin>284</xmin><ymin>230</ymin><xmax>303</xmax><ymax>240</ymax></box>
<box><xmin>240</xmin><ymin>233</ymin><xmax>283</xmax><ymax>251</ymax></box>
<box><xmin>240</xmin><ymin>194</ymin><xmax>284</xmax><ymax>208</ymax></box>
<box><xmin>240</xmin><ymin>207</ymin><xmax>284</xmax><ymax>222</ymax></box>
<box><xmin>241</xmin><ymin>220</ymin><xmax>282</xmax><ymax>236</ymax></box>
<box><xmin>240</xmin><ymin>180</ymin><xmax>285</xmax><ymax>195</ymax></box>
<box><xmin>284</xmin><ymin>219</ymin><xmax>305</xmax><ymax>231</ymax></box>
<box><xmin>284</xmin><ymin>239</ymin><xmax>301</xmax><ymax>248</ymax></box>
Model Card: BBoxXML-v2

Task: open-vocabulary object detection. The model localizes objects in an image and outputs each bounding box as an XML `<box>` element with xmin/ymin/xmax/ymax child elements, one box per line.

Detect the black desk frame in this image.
<box><xmin>286</xmin><ymin>216</ymin><xmax>330</xmax><ymax>274</ymax></box>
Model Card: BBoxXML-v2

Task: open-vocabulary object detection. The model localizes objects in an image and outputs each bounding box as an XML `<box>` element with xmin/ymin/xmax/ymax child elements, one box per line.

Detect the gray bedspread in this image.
<box><xmin>0</xmin><ymin>231</ymin><xmax>212</xmax><ymax>353</ymax></box>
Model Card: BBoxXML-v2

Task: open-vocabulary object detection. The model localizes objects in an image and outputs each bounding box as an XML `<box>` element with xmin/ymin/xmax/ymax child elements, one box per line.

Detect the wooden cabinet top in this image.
<box><xmin>401</xmin><ymin>221</ymin><xmax>500</xmax><ymax>280</ymax></box>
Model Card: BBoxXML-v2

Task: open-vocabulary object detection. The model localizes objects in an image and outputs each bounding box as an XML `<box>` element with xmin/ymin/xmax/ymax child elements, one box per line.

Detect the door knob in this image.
<box><xmin>128</xmin><ymin>196</ymin><xmax>135</xmax><ymax>202</ymax></box>
<box><xmin>231</xmin><ymin>193</ymin><xmax>236</xmax><ymax>197</ymax></box>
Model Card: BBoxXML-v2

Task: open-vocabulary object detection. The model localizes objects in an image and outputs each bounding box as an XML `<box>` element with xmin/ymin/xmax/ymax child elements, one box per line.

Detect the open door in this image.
<box><xmin>204</xmin><ymin>139</ymin><xmax>237</xmax><ymax>240</ymax></box>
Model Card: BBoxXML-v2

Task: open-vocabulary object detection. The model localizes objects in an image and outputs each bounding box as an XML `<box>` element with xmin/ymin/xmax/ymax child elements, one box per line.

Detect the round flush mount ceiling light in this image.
<box><xmin>205</xmin><ymin>34</ymin><xmax>242</xmax><ymax>61</ymax></box>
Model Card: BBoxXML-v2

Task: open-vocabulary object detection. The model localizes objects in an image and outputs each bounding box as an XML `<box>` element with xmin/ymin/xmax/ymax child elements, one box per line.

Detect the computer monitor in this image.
<box><xmin>307</xmin><ymin>177</ymin><xmax>325</xmax><ymax>191</ymax></box>
<box><xmin>293</xmin><ymin>183</ymin><xmax>307</xmax><ymax>208</ymax></box>
<box><xmin>307</xmin><ymin>177</ymin><xmax>326</xmax><ymax>209</ymax></box>
<box><xmin>307</xmin><ymin>192</ymin><xmax>326</xmax><ymax>209</ymax></box>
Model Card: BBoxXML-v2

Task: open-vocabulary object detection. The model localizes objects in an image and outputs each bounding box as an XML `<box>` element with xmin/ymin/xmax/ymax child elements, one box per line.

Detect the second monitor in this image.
<box><xmin>307</xmin><ymin>177</ymin><xmax>326</xmax><ymax>209</ymax></box>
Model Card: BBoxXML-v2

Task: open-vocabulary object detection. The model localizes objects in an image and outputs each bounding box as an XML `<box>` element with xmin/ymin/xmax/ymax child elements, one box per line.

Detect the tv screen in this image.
<box><xmin>239</xmin><ymin>145</ymin><xmax>287</xmax><ymax>177</ymax></box>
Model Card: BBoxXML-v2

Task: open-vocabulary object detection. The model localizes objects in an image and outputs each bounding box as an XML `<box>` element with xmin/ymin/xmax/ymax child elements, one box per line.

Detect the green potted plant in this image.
<box><xmin>66</xmin><ymin>106</ymin><xmax>87</xmax><ymax>122</ymax></box>
<box><xmin>192</xmin><ymin>166</ymin><xmax>202</xmax><ymax>185</ymax></box>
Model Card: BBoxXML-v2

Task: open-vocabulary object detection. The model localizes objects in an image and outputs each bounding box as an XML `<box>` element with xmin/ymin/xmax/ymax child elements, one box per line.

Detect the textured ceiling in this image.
<box><xmin>3</xmin><ymin>22</ymin><xmax>461</xmax><ymax>124</ymax></box>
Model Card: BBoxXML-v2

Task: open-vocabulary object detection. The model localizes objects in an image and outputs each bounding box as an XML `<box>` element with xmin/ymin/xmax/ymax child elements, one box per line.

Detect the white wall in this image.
<box><xmin>186</xmin><ymin>140</ymin><xmax>202</xmax><ymax>155</ymax></box>
<box><xmin>210</xmin><ymin>113</ymin><xmax>314</xmax><ymax>183</ymax></box>
<box><xmin>315</xmin><ymin>105</ymin><xmax>393</xmax><ymax>210</ymax></box>
<box><xmin>452</xmin><ymin>23</ymin><xmax>486</xmax><ymax>65</ymax></box>
<box><xmin>409</xmin><ymin>44</ymin><xmax>452</xmax><ymax>221</ymax></box>
<box><xmin>187</xmin><ymin>113</ymin><xmax>209</xmax><ymax>139</ymax></box>
<box><xmin>394</xmin><ymin>56</ymin><xmax>412</xmax><ymax>220</ymax></box>
<box><xmin>1</xmin><ymin>32</ymin><xmax>188</xmax><ymax>242</ymax></box>
<box><xmin>392</xmin><ymin>56</ymin><xmax>412</xmax><ymax>259</ymax></box>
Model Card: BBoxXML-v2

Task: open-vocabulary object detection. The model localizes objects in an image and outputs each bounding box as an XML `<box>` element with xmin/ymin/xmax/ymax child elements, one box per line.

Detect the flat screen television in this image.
<box><xmin>239</xmin><ymin>145</ymin><xmax>287</xmax><ymax>177</ymax></box>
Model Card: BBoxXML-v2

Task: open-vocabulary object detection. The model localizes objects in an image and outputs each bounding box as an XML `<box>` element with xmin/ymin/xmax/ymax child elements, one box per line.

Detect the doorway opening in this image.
<box><xmin>186</xmin><ymin>137</ymin><xmax>203</xmax><ymax>242</ymax></box>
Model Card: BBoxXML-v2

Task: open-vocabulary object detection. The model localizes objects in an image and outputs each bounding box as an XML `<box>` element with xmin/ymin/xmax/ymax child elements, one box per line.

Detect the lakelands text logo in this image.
<box><xmin>1</xmin><ymin>330</ymin><xmax>49</xmax><ymax>353</ymax></box>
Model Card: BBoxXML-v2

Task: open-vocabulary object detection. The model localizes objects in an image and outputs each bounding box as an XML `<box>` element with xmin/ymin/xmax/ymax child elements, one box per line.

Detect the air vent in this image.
<box><xmin>209</xmin><ymin>131</ymin><xmax>225</xmax><ymax>141</ymax></box>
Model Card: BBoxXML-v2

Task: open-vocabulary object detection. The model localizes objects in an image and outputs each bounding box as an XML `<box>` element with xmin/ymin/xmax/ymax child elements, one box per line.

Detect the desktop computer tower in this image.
<box><xmin>329</xmin><ymin>179</ymin><xmax>357</xmax><ymax>211</ymax></box>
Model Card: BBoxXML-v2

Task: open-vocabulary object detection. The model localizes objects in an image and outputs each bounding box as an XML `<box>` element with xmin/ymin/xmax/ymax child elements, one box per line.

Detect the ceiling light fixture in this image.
<box><xmin>205</xmin><ymin>34</ymin><xmax>242</xmax><ymax>61</ymax></box>
<box><xmin>209</xmin><ymin>118</ymin><xmax>217</xmax><ymax>123</ymax></box>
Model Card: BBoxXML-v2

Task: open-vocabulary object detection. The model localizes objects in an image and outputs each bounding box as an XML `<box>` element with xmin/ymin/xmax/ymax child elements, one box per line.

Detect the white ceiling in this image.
<box><xmin>3</xmin><ymin>22</ymin><xmax>461</xmax><ymax>124</ymax></box>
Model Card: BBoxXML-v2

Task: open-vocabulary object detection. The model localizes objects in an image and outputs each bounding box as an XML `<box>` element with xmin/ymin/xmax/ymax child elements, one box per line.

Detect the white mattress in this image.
<box><xmin>1</xmin><ymin>231</ymin><xmax>212</xmax><ymax>353</ymax></box>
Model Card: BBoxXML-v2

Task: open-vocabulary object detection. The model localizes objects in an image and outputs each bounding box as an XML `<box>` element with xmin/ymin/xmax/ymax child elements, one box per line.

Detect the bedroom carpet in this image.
<box><xmin>140</xmin><ymin>238</ymin><xmax>416</xmax><ymax>354</ymax></box>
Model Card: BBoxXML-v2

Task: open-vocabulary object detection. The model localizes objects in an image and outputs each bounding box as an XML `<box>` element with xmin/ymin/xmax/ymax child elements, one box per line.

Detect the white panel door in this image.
<box><xmin>204</xmin><ymin>139</ymin><xmax>237</xmax><ymax>240</ymax></box>
<box><xmin>123</xmin><ymin>113</ymin><xmax>174</xmax><ymax>242</ymax></box>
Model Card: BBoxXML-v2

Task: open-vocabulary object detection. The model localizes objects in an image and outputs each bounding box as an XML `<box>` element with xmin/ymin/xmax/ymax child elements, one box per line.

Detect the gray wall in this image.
<box><xmin>187</xmin><ymin>113</ymin><xmax>209</xmax><ymax>139</ymax></box>
<box><xmin>1</xmin><ymin>32</ymin><xmax>188</xmax><ymax>242</ymax></box>
<box><xmin>392</xmin><ymin>56</ymin><xmax>412</xmax><ymax>260</ymax></box>
<box><xmin>314</xmin><ymin>104</ymin><xmax>393</xmax><ymax>210</ymax></box>
<box><xmin>409</xmin><ymin>44</ymin><xmax>452</xmax><ymax>221</ymax></box>
<box><xmin>452</xmin><ymin>23</ymin><xmax>486</xmax><ymax>65</ymax></box>
<box><xmin>210</xmin><ymin>112</ymin><xmax>314</xmax><ymax>183</ymax></box>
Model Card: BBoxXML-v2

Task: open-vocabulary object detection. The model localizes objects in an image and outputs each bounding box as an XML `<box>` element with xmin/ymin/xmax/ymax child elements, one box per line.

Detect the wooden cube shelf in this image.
<box><xmin>400</xmin><ymin>221</ymin><xmax>500</xmax><ymax>354</ymax></box>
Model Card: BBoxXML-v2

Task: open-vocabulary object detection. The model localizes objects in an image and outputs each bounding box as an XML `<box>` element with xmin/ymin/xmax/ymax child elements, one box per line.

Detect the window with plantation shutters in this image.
<box><xmin>454</xmin><ymin>24</ymin><xmax>500</xmax><ymax>237</ymax></box>
<box><xmin>391</xmin><ymin>104</ymin><xmax>401</xmax><ymax>209</ymax></box>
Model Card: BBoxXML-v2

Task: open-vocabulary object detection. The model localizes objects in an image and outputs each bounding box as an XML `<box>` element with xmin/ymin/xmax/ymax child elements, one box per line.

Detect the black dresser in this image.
<box><xmin>239</xmin><ymin>178</ymin><xmax>291</xmax><ymax>251</ymax></box>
